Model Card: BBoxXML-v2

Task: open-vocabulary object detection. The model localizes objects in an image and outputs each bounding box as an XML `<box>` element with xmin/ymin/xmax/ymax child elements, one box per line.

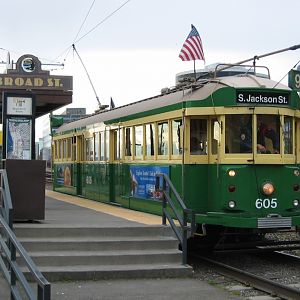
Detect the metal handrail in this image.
<box><xmin>0</xmin><ymin>169</ymin><xmax>51</xmax><ymax>300</ymax></box>
<box><xmin>155</xmin><ymin>173</ymin><xmax>195</xmax><ymax>264</ymax></box>
<box><xmin>0</xmin><ymin>169</ymin><xmax>13</xmax><ymax>229</ymax></box>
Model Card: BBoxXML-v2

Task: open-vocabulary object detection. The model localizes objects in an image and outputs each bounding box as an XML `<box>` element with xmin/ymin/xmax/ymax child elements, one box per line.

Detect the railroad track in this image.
<box><xmin>190</xmin><ymin>252</ymin><xmax>300</xmax><ymax>300</ymax></box>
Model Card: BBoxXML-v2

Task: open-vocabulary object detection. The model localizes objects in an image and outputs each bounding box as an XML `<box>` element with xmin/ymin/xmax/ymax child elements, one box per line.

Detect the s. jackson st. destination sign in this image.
<box><xmin>236</xmin><ymin>90</ymin><xmax>289</xmax><ymax>105</ymax></box>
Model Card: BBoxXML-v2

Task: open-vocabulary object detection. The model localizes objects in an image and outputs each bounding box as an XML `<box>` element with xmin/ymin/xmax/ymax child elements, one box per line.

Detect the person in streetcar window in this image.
<box><xmin>257</xmin><ymin>118</ymin><xmax>280</xmax><ymax>154</ymax></box>
<box><xmin>239</xmin><ymin>115</ymin><xmax>280</xmax><ymax>154</ymax></box>
<box><xmin>257</xmin><ymin>115</ymin><xmax>280</xmax><ymax>154</ymax></box>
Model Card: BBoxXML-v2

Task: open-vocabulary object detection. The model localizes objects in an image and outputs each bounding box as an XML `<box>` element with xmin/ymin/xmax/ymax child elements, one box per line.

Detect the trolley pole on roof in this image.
<box><xmin>72</xmin><ymin>44</ymin><xmax>108</xmax><ymax>111</ymax></box>
<box><xmin>215</xmin><ymin>44</ymin><xmax>300</xmax><ymax>74</ymax></box>
<box><xmin>238</xmin><ymin>44</ymin><xmax>300</xmax><ymax>65</ymax></box>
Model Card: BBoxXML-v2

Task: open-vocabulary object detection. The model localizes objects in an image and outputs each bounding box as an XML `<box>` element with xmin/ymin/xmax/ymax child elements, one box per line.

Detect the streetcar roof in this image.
<box><xmin>55</xmin><ymin>74</ymin><xmax>291</xmax><ymax>133</ymax></box>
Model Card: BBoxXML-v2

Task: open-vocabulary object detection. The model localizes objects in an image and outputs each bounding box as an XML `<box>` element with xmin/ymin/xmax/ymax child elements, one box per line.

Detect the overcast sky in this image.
<box><xmin>1</xmin><ymin>0</ymin><xmax>299</xmax><ymax>137</ymax></box>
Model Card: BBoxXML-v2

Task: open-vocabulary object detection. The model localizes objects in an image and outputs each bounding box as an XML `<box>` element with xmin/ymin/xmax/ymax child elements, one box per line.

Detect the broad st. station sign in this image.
<box><xmin>0</xmin><ymin>54</ymin><xmax>72</xmax><ymax>91</ymax></box>
<box><xmin>0</xmin><ymin>54</ymin><xmax>73</xmax><ymax>120</ymax></box>
<box><xmin>0</xmin><ymin>75</ymin><xmax>69</xmax><ymax>89</ymax></box>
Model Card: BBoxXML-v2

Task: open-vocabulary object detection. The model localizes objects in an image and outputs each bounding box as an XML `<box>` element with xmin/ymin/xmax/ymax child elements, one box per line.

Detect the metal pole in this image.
<box><xmin>162</xmin><ymin>176</ymin><xmax>167</xmax><ymax>226</ymax></box>
<box><xmin>235</xmin><ymin>44</ymin><xmax>300</xmax><ymax>65</ymax></box>
<box><xmin>182</xmin><ymin>210</ymin><xmax>187</xmax><ymax>265</ymax></box>
<box><xmin>218</xmin><ymin>44</ymin><xmax>300</xmax><ymax>73</ymax></box>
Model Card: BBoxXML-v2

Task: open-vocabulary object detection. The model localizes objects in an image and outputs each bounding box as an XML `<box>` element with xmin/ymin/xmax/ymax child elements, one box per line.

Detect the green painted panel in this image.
<box><xmin>129</xmin><ymin>197</ymin><xmax>162</xmax><ymax>216</ymax></box>
<box><xmin>53</xmin><ymin>161</ymin><xmax>300</xmax><ymax>229</ymax></box>
<box><xmin>182</xmin><ymin>164</ymin><xmax>208</xmax><ymax>212</ymax></box>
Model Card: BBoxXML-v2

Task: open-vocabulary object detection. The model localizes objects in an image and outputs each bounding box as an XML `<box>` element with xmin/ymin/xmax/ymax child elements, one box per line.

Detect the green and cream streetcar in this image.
<box><xmin>52</xmin><ymin>61</ymin><xmax>300</xmax><ymax>247</ymax></box>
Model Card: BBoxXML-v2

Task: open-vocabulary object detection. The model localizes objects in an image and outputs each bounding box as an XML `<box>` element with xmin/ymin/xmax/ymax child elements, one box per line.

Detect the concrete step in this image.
<box><xmin>14</xmin><ymin>225</ymin><xmax>173</xmax><ymax>238</ymax></box>
<box><xmin>23</xmin><ymin>263</ymin><xmax>193</xmax><ymax>282</ymax></box>
<box><xmin>15</xmin><ymin>224</ymin><xmax>192</xmax><ymax>281</ymax></box>
<box><xmin>17</xmin><ymin>249</ymin><xmax>182</xmax><ymax>266</ymax></box>
<box><xmin>18</xmin><ymin>237</ymin><xmax>178</xmax><ymax>251</ymax></box>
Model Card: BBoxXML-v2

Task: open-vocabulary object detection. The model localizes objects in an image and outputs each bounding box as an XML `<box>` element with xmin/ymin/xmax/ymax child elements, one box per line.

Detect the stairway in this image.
<box><xmin>14</xmin><ymin>224</ymin><xmax>193</xmax><ymax>281</ymax></box>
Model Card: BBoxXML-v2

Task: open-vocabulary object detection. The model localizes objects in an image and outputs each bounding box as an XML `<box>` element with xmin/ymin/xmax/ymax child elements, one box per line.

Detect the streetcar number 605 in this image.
<box><xmin>255</xmin><ymin>198</ymin><xmax>277</xmax><ymax>209</ymax></box>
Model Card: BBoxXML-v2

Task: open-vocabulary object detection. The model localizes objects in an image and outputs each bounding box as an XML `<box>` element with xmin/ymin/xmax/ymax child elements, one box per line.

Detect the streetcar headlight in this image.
<box><xmin>228</xmin><ymin>200</ymin><xmax>236</xmax><ymax>208</ymax></box>
<box><xmin>262</xmin><ymin>182</ymin><xmax>275</xmax><ymax>196</ymax></box>
<box><xmin>293</xmin><ymin>199</ymin><xmax>299</xmax><ymax>207</ymax></box>
<box><xmin>228</xmin><ymin>170</ymin><xmax>236</xmax><ymax>177</ymax></box>
<box><xmin>294</xmin><ymin>169</ymin><xmax>300</xmax><ymax>177</ymax></box>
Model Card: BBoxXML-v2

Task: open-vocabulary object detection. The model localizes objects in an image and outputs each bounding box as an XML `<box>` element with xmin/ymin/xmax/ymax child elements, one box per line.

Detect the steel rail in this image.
<box><xmin>193</xmin><ymin>254</ymin><xmax>300</xmax><ymax>300</ymax></box>
<box><xmin>256</xmin><ymin>251</ymin><xmax>300</xmax><ymax>266</ymax></box>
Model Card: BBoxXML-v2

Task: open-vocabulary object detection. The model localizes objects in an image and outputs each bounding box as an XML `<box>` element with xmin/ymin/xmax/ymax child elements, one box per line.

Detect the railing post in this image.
<box><xmin>10</xmin><ymin>242</ymin><xmax>16</xmax><ymax>300</ymax></box>
<box><xmin>182</xmin><ymin>210</ymin><xmax>188</xmax><ymax>265</ymax></box>
<box><xmin>38</xmin><ymin>283</ymin><xmax>51</xmax><ymax>300</ymax></box>
<box><xmin>162</xmin><ymin>176</ymin><xmax>167</xmax><ymax>226</ymax></box>
<box><xmin>156</xmin><ymin>172</ymin><xmax>195</xmax><ymax>265</ymax></box>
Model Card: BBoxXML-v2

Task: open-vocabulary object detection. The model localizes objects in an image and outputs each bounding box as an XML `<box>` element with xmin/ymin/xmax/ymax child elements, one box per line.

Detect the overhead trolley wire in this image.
<box><xmin>73</xmin><ymin>0</ymin><xmax>96</xmax><ymax>43</ymax></box>
<box><xmin>273</xmin><ymin>58</ymin><xmax>300</xmax><ymax>88</ymax></box>
<box><xmin>54</xmin><ymin>0</ymin><xmax>132</xmax><ymax>63</ymax></box>
<box><xmin>62</xmin><ymin>0</ymin><xmax>97</xmax><ymax>63</ymax></box>
<box><xmin>52</xmin><ymin>0</ymin><xmax>132</xmax><ymax>110</ymax></box>
<box><xmin>74</xmin><ymin>0</ymin><xmax>132</xmax><ymax>45</ymax></box>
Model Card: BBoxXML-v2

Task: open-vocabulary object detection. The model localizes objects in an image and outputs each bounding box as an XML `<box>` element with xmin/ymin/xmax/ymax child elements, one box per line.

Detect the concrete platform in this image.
<box><xmin>0</xmin><ymin>190</ymin><xmax>243</xmax><ymax>299</ymax></box>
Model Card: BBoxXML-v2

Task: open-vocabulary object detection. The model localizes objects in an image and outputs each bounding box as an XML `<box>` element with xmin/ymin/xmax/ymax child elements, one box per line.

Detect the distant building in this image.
<box><xmin>35</xmin><ymin>138</ymin><xmax>43</xmax><ymax>160</ymax></box>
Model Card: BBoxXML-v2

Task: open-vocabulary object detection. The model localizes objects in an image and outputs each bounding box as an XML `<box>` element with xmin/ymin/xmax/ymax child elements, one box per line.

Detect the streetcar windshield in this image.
<box><xmin>226</xmin><ymin>114</ymin><xmax>253</xmax><ymax>154</ymax></box>
<box><xmin>257</xmin><ymin>115</ymin><xmax>280</xmax><ymax>154</ymax></box>
<box><xmin>225</xmin><ymin>114</ymin><xmax>285</xmax><ymax>154</ymax></box>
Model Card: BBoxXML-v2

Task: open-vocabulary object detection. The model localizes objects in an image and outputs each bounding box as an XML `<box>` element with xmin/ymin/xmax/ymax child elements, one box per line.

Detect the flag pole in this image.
<box><xmin>178</xmin><ymin>24</ymin><xmax>205</xmax><ymax>81</ymax></box>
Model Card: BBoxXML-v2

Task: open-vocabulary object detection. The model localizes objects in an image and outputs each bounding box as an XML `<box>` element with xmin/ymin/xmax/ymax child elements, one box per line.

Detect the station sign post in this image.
<box><xmin>2</xmin><ymin>92</ymin><xmax>35</xmax><ymax>161</ymax></box>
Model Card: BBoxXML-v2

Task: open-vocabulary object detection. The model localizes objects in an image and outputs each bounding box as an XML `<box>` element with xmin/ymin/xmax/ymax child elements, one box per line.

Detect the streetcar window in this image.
<box><xmin>60</xmin><ymin>141</ymin><xmax>63</xmax><ymax>159</ymax></box>
<box><xmin>135</xmin><ymin>125</ymin><xmax>143</xmax><ymax>158</ymax></box>
<box><xmin>146</xmin><ymin>124</ymin><xmax>155</xmax><ymax>156</ymax></box>
<box><xmin>113</xmin><ymin>129</ymin><xmax>121</xmax><ymax>160</ymax></box>
<box><xmin>284</xmin><ymin>116</ymin><xmax>293</xmax><ymax>154</ymax></box>
<box><xmin>63</xmin><ymin>139</ymin><xmax>67</xmax><ymax>158</ymax></box>
<box><xmin>257</xmin><ymin>115</ymin><xmax>280</xmax><ymax>154</ymax></box>
<box><xmin>226</xmin><ymin>115</ymin><xmax>252</xmax><ymax>153</ymax></box>
<box><xmin>211</xmin><ymin>119</ymin><xmax>219</xmax><ymax>154</ymax></box>
<box><xmin>119</xmin><ymin>128</ymin><xmax>123</xmax><ymax>159</ymax></box>
<box><xmin>54</xmin><ymin>141</ymin><xmax>59</xmax><ymax>159</ymax></box>
<box><xmin>72</xmin><ymin>136</ymin><xmax>77</xmax><ymax>161</ymax></box>
<box><xmin>100</xmin><ymin>132</ymin><xmax>105</xmax><ymax>160</ymax></box>
<box><xmin>85</xmin><ymin>137</ymin><xmax>94</xmax><ymax>161</ymax></box>
<box><xmin>67</xmin><ymin>138</ymin><xmax>72</xmax><ymax>159</ymax></box>
<box><xmin>125</xmin><ymin>127</ymin><xmax>132</xmax><ymax>156</ymax></box>
<box><xmin>172</xmin><ymin>119</ymin><xmax>182</xmax><ymax>155</ymax></box>
<box><xmin>105</xmin><ymin>130</ymin><xmax>110</xmax><ymax>161</ymax></box>
<box><xmin>190</xmin><ymin>119</ymin><xmax>207</xmax><ymax>155</ymax></box>
<box><xmin>158</xmin><ymin>121</ymin><xmax>169</xmax><ymax>156</ymax></box>
<box><xmin>94</xmin><ymin>132</ymin><xmax>100</xmax><ymax>161</ymax></box>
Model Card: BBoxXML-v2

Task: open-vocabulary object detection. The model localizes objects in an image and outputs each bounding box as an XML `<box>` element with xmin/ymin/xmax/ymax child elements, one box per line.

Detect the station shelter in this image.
<box><xmin>0</xmin><ymin>54</ymin><xmax>73</xmax><ymax>219</ymax></box>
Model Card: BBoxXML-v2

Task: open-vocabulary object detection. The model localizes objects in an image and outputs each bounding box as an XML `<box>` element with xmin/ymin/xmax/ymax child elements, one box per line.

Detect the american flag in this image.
<box><xmin>179</xmin><ymin>25</ymin><xmax>205</xmax><ymax>62</ymax></box>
